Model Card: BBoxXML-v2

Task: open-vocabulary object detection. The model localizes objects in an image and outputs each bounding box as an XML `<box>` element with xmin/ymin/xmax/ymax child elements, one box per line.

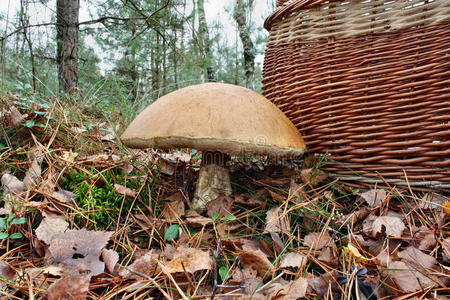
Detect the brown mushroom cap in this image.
<box><xmin>121</xmin><ymin>83</ymin><xmax>306</xmax><ymax>157</ymax></box>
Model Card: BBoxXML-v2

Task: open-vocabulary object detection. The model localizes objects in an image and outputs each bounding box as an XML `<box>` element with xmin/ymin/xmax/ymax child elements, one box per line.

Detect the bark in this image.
<box><xmin>197</xmin><ymin>0</ymin><xmax>215</xmax><ymax>82</ymax></box>
<box><xmin>233</xmin><ymin>0</ymin><xmax>255</xmax><ymax>90</ymax></box>
<box><xmin>20</xmin><ymin>0</ymin><xmax>37</xmax><ymax>93</ymax></box>
<box><xmin>56</xmin><ymin>0</ymin><xmax>79</xmax><ymax>95</ymax></box>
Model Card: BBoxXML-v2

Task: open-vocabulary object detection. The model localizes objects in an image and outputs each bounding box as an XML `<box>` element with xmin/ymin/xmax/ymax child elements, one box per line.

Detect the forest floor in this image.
<box><xmin>0</xmin><ymin>95</ymin><xmax>449</xmax><ymax>299</ymax></box>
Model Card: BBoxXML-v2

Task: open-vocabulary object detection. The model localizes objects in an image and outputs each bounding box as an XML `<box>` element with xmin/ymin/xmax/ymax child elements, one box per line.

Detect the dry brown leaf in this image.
<box><xmin>49</xmin><ymin>229</ymin><xmax>113</xmax><ymax>275</ymax></box>
<box><xmin>270</xmin><ymin>232</ymin><xmax>284</xmax><ymax>253</ymax></box>
<box><xmin>0</xmin><ymin>261</ymin><xmax>15</xmax><ymax>289</ymax></box>
<box><xmin>307</xmin><ymin>271</ymin><xmax>340</xmax><ymax>299</ymax></box>
<box><xmin>300</xmin><ymin>168</ymin><xmax>328</xmax><ymax>186</ymax></box>
<box><xmin>118</xmin><ymin>250</ymin><xmax>160</xmax><ymax>279</ymax></box>
<box><xmin>47</xmin><ymin>274</ymin><xmax>91</xmax><ymax>300</ymax></box>
<box><xmin>114</xmin><ymin>183</ymin><xmax>137</xmax><ymax>198</ymax></box>
<box><xmin>374</xmin><ymin>248</ymin><xmax>392</xmax><ymax>267</ymax></box>
<box><xmin>206</xmin><ymin>195</ymin><xmax>233</xmax><ymax>219</ymax></box>
<box><xmin>418</xmin><ymin>193</ymin><xmax>447</xmax><ymax>210</ymax></box>
<box><xmin>372</xmin><ymin>216</ymin><xmax>405</xmax><ymax>238</ymax></box>
<box><xmin>230</xmin><ymin>267</ymin><xmax>263</xmax><ymax>297</ymax></box>
<box><xmin>35</xmin><ymin>212</ymin><xmax>69</xmax><ymax>245</ymax></box>
<box><xmin>280</xmin><ymin>252</ymin><xmax>307</xmax><ymax>269</ymax></box>
<box><xmin>184</xmin><ymin>215</ymin><xmax>213</xmax><ymax>226</ymax></box>
<box><xmin>101</xmin><ymin>249</ymin><xmax>119</xmax><ymax>274</ymax></box>
<box><xmin>23</xmin><ymin>158</ymin><xmax>42</xmax><ymax>189</ymax></box>
<box><xmin>442</xmin><ymin>237</ymin><xmax>450</xmax><ymax>263</ymax></box>
<box><xmin>261</xmin><ymin>277</ymin><xmax>308</xmax><ymax>300</ymax></box>
<box><xmin>318</xmin><ymin>247</ymin><xmax>338</xmax><ymax>267</ymax></box>
<box><xmin>160</xmin><ymin>199</ymin><xmax>185</xmax><ymax>221</ymax></box>
<box><xmin>238</xmin><ymin>249</ymin><xmax>273</xmax><ymax>278</ymax></box>
<box><xmin>398</xmin><ymin>246</ymin><xmax>437</xmax><ymax>269</ymax></box>
<box><xmin>160</xmin><ymin>151</ymin><xmax>191</xmax><ymax>163</ymax></box>
<box><xmin>264</xmin><ymin>207</ymin><xmax>290</xmax><ymax>234</ymax></box>
<box><xmin>360</xmin><ymin>189</ymin><xmax>387</xmax><ymax>208</ymax></box>
<box><xmin>341</xmin><ymin>207</ymin><xmax>371</xmax><ymax>224</ymax></box>
<box><xmin>8</xmin><ymin>106</ymin><xmax>25</xmax><ymax>126</ymax></box>
<box><xmin>304</xmin><ymin>231</ymin><xmax>333</xmax><ymax>250</ymax></box>
<box><xmin>384</xmin><ymin>261</ymin><xmax>424</xmax><ymax>293</ymax></box>
<box><xmin>1</xmin><ymin>173</ymin><xmax>26</xmax><ymax>195</ymax></box>
<box><xmin>164</xmin><ymin>246</ymin><xmax>212</xmax><ymax>274</ymax></box>
<box><xmin>267</xmin><ymin>189</ymin><xmax>285</xmax><ymax>202</ymax></box>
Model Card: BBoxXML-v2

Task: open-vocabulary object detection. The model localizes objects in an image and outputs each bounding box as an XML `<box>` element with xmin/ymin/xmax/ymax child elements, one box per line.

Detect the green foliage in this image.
<box><xmin>0</xmin><ymin>214</ymin><xmax>26</xmax><ymax>241</ymax></box>
<box><xmin>62</xmin><ymin>167</ymin><xmax>139</xmax><ymax>229</ymax></box>
<box><xmin>219</xmin><ymin>265</ymin><xmax>231</xmax><ymax>282</ymax></box>
<box><xmin>164</xmin><ymin>224</ymin><xmax>180</xmax><ymax>241</ymax></box>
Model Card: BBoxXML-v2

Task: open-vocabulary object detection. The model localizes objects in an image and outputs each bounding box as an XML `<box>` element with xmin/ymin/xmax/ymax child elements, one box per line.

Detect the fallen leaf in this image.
<box><xmin>160</xmin><ymin>151</ymin><xmax>191</xmax><ymax>163</ymax></box>
<box><xmin>345</xmin><ymin>243</ymin><xmax>370</xmax><ymax>264</ymax></box>
<box><xmin>301</xmin><ymin>168</ymin><xmax>328</xmax><ymax>186</ymax></box>
<box><xmin>101</xmin><ymin>133</ymin><xmax>115</xmax><ymax>142</ymax></box>
<box><xmin>0</xmin><ymin>261</ymin><xmax>15</xmax><ymax>289</ymax></box>
<box><xmin>118</xmin><ymin>250</ymin><xmax>160</xmax><ymax>279</ymax></box>
<box><xmin>1</xmin><ymin>173</ymin><xmax>26</xmax><ymax>195</ymax></box>
<box><xmin>360</xmin><ymin>189</ymin><xmax>387</xmax><ymax>208</ymax></box>
<box><xmin>341</xmin><ymin>207</ymin><xmax>370</xmax><ymax>224</ymax></box>
<box><xmin>372</xmin><ymin>216</ymin><xmax>405</xmax><ymax>238</ymax></box>
<box><xmin>61</xmin><ymin>150</ymin><xmax>78</xmax><ymax>163</ymax></box>
<box><xmin>442</xmin><ymin>237</ymin><xmax>450</xmax><ymax>263</ymax></box>
<box><xmin>51</xmin><ymin>190</ymin><xmax>76</xmax><ymax>205</ymax></box>
<box><xmin>231</xmin><ymin>267</ymin><xmax>262</xmax><ymax>296</ymax></box>
<box><xmin>267</xmin><ymin>189</ymin><xmax>285</xmax><ymax>202</ymax></box>
<box><xmin>23</xmin><ymin>158</ymin><xmax>42</xmax><ymax>189</ymax></box>
<box><xmin>101</xmin><ymin>249</ymin><xmax>119</xmax><ymax>274</ymax></box>
<box><xmin>35</xmin><ymin>212</ymin><xmax>69</xmax><ymax>245</ymax></box>
<box><xmin>114</xmin><ymin>184</ymin><xmax>137</xmax><ymax>198</ymax></box>
<box><xmin>318</xmin><ymin>247</ymin><xmax>338</xmax><ymax>267</ymax></box>
<box><xmin>418</xmin><ymin>193</ymin><xmax>447</xmax><ymax>210</ymax></box>
<box><xmin>398</xmin><ymin>246</ymin><xmax>437</xmax><ymax>269</ymax></box>
<box><xmin>8</xmin><ymin>106</ymin><xmax>25</xmax><ymax>126</ymax></box>
<box><xmin>264</xmin><ymin>207</ymin><xmax>290</xmax><ymax>234</ymax></box>
<box><xmin>184</xmin><ymin>215</ymin><xmax>213</xmax><ymax>226</ymax></box>
<box><xmin>160</xmin><ymin>199</ymin><xmax>185</xmax><ymax>221</ymax></box>
<box><xmin>307</xmin><ymin>271</ymin><xmax>340</xmax><ymax>299</ymax></box>
<box><xmin>384</xmin><ymin>261</ymin><xmax>424</xmax><ymax>293</ymax></box>
<box><xmin>261</xmin><ymin>277</ymin><xmax>308</xmax><ymax>300</ymax></box>
<box><xmin>304</xmin><ymin>231</ymin><xmax>333</xmax><ymax>250</ymax></box>
<box><xmin>49</xmin><ymin>229</ymin><xmax>113</xmax><ymax>275</ymax></box>
<box><xmin>238</xmin><ymin>249</ymin><xmax>273</xmax><ymax>278</ymax></box>
<box><xmin>270</xmin><ymin>232</ymin><xmax>284</xmax><ymax>253</ymax></box>
<box><xmin>47</xmin><ymin>274</ymin><xmax>91</xmax><ymax>300</ymax></box>
<box><xmin>164</xmin><ymin>246</ymin><xmax>212</xmax><ymax>274</ymax></box>
<box><xmin>444</xmin><ymin>202</ymin><xmax>450</xmax><ymax>214</ymax></box>
<box><xmin>206</xmin><ymin>195</ymin><xmax>233</xmax><ymax>219</ymax></box>
<box><xmin>280</xmin><ymin>252</ymin><xmax>307</xmax><ymax>269</ymax></box>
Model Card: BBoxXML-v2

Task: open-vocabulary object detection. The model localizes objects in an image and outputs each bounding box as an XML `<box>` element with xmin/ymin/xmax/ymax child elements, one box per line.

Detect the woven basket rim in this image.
<box><xmin>265</xmin><ymin>0</ymin><xmax>332</xmax><ymax>30</ymax></box>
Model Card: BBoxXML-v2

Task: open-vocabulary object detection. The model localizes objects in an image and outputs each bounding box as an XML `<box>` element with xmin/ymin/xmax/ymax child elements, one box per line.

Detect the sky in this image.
<box><xmin>0</xmin><ymin>0</ymin><xmax>276</xmax><ymax>71</ymax></box>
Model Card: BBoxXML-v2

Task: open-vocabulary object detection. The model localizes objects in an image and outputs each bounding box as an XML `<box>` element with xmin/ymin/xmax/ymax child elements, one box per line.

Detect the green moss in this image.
<box><xmin>62</xmin><ymin>167</ymin><xmax>141</xmax><ymax>230</ymax></box>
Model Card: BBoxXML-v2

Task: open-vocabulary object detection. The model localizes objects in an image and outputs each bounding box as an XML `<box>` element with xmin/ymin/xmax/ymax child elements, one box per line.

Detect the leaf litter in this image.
<box><xmin>0</xmin><ymin>96</ymin><xmax>449</xmax><ymax>299</ymax></box>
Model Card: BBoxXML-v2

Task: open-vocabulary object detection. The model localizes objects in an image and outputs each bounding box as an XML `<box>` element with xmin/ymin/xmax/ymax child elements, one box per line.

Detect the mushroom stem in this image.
<box><xmin>192</xmin><ymin>151</ymin><xmax>232</xmax><ymax>212</ymax></box>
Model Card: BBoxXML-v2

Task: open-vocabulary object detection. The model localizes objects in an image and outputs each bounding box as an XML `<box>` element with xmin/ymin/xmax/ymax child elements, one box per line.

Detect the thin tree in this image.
<box><xmin>197</xmin><ymin>0</ymin><xmax>215</xmax><ymax>82</ymax></box>
<box><xmin>56</xmin><ymin>0</ymin><xmax>79</xmax><ymax>94</ymax></box>
<box><xmin>20</xmin><ymin>0</ymin><xmax>37</xmax><ymax>93</ymax></box>
<box><xmin>233</xmin><ymin>0</ymin><xmax>255</xmax><ymax>90</ymax></box>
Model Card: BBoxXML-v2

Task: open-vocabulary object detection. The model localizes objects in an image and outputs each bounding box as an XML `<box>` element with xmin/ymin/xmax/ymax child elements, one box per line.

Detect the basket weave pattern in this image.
<box><xmin>263</xmin><ymin>0</ymin><xmax>450</xmax><ymax>188</ymax></box>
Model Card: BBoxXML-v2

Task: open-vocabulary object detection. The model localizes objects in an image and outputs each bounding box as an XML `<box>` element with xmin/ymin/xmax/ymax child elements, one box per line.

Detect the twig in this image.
<box><xmin>210</xmin><ymin>238</ymin><xmax>221</xmax><ymax>300</ymax></box>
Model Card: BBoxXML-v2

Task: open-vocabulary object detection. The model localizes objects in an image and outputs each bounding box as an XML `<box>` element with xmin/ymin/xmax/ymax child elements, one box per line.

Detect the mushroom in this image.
<box><xmin>121</xmin><ymin>83</ymin><xmax>306</xmax><ymax>211</ymax></box>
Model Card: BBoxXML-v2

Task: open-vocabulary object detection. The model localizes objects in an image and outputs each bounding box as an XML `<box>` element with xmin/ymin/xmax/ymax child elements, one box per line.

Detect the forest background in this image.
<box><xmin>1</xmin><ymin>0</ymin><xmax>274</xmax><ymax>115</ymax></box>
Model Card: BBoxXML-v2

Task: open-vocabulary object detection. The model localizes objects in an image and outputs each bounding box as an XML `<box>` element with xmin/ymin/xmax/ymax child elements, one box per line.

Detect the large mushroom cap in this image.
<box><xmin>121</xmin><ymin>83</ymin><xmax>306</xmax><ymax>157</ymax></box>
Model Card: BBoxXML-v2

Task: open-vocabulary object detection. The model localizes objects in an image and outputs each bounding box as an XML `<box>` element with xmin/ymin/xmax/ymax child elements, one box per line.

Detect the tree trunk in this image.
<box><xmin>56</xmin><ymin>0</ymin><xmax>79</xmax><ymax>95</ymax></box>
<box><xmin>20</xmin><ymin>0</ymin><xmax>37</xmax><ymax>93</ymax></box>
<box><xmin>233</xmin><ymin>0</ymin><xmax>255</xmax><ymax>90</ymax></box>
<box><xmin>197</xmin><ymin>0</ymin><xmax>215</xmax><ymax>82</ymax></box>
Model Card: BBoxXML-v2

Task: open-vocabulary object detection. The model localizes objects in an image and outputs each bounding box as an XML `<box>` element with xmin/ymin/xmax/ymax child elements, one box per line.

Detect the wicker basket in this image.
<box><xmin>263</xmin><ymin>0</ymin><xmax>450</xmax><ymax>189</ymax></box>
